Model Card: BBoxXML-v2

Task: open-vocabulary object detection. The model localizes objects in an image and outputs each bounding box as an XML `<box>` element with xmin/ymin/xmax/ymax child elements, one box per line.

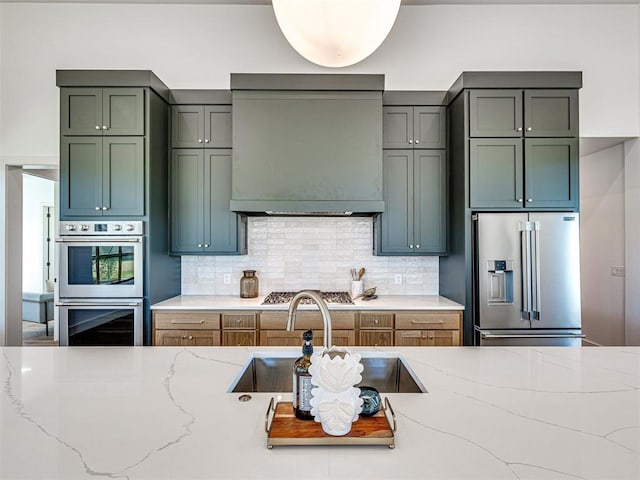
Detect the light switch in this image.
<box><xmin>223</xmin><ymin>273</ymin><xmax>232</xmax><ymax>284</ymax></box>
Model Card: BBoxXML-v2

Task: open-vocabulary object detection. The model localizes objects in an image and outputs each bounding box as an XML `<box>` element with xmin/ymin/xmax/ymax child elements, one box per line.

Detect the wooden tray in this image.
<box><xmin>264</xmin><ymin>398</ymin><xmax>396</xmax><ymax>449</ymax></box>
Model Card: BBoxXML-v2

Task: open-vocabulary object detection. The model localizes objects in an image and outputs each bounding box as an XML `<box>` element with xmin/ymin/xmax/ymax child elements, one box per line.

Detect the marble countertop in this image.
<box><xmin>1</xmin><ymin>346</ymin><xmax>639</xmax><ymax>479</ymax></box>
<box><xmin>151</xmin><ymin>294</ymin><xmax>464</xmax><ymax>311</ymax></box>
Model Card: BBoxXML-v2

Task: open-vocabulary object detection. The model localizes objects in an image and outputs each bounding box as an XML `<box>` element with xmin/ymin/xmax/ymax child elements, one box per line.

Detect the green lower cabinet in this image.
<box><xmin>171</xmin><ymin>149</ymin><xmax>246</xmax><ymax>255</ymax></box>
<box><xmin>61</xmin><ymin>137</ymin><xmax>144</xmax><ymax>217</ymax></box>
<box><xmin>470</xmin><ymin>138</ymin><xmax>577</xmax><ymax>209</ymax></box>
<box><xmin>375</xmin><ymin>149</ymin><xmax>447</xmax><ymax>255</ymax></box>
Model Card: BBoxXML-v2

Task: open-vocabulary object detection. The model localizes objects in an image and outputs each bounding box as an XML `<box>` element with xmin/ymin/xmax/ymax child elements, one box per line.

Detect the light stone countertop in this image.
<box><xmin>151</xmin><ymin>294</ymin><xmax>464</xmax><ymax>310</ymax></box>
<box><xmin>1</xmin><ymin>346</ymin><xmax>639</xmax><ymax>479</ymax></box>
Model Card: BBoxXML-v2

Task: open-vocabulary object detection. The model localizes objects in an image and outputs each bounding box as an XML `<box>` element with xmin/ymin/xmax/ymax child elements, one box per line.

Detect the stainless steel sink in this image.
<box><xmin>228</xmin><ymin>352</ymin><xmax>427</xmax><ymax>393</ymax></box>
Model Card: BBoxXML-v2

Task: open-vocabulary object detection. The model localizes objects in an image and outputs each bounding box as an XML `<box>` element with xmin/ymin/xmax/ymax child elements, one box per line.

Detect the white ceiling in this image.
<box><xmin>0</xmin><ymin>1</ymin><xmax>637</xmax><ymax>5</ymax></box>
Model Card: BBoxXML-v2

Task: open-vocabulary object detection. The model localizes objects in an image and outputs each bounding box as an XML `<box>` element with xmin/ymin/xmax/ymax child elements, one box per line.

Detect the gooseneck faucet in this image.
<box><xmin>287</xmin><ymin>290</ymin><xmax>332</xmax><ymax>351</ymax></box>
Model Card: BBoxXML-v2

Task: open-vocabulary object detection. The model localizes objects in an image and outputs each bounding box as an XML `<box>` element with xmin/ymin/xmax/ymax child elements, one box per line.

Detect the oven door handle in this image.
<box><xmin>55</xmin><ymin>237</ymin><xmax>142</xmax><ymax>243</ymax></box>
<box><xmin>56</xmin><ymin>301</ymin><xmax>142</xmax><ymax>307</ymax></box>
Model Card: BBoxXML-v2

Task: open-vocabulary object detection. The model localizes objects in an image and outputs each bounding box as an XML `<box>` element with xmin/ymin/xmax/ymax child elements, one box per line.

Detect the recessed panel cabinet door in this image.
<box><xmin>414</xmin><ymin>150</ymin><xmax>447</xmax><ymax>254</ymax></box>
<box><xmin>204</xmin><ymin>106</ymin><xmax>232</xmax><ymax>148</ymax></box>
<box><xmin>383</xmin><ymin>106</ymin><xmax>413</xmax><ymax>148</ymax></box>
<box><xmin>414</xmin><ymin>107</ymin><xmax>446</xmax><ymax>149</ymax></box>
<box><xmin>204</xmin><ymin>149</ymin><xmax>237</xmax><ymax>253</ymax></box>
<box><xmin>470</xmin><ymin>139</ymin><xmax>523</xmax><ymax>208</ymax></box>
<box><xmin>524</xmin><ymin>138</ymin><xmax>578</xmax><ymax>208</ymax></box>
<box><xmin>61</xmin><ymin>88</ymin><xmax>102</xmax><ymax>136</ymax></box>
<box><xmin>379</xmin><ymin>150</ymin><xmax>414</xmax><ymax>253</ymax></box>
<box><xmin>102</xmin><ymin>88</ymin><xmax>144</xmax><ymax>136</ymax></box>
<box><xmin>469</xmin><ymin>90</ymin><xmax>523</xmax><ymax>137</ymax></box>
<box><xmin>60</xmin><ymin>137</ymin><xmax>102</xmax><ymax>216</ymax></box>
<box><xmin>171</xmin><ymin>149</ymin><xmax>205</xmax><ymax>253</ymax></box>
<box><xmin>102</xmin><ymin>137</ymin><xmax>144</xmax><ymax>216</ymax></box>
<box><xmin>171</xmin><ymin>105</ymin><xmax>205</xmax><ymax>148</ymax></box>
<box><xmin>524</xmin><ymin>90</ymin><xmax>578</xmax><ymax>137</ymax></box>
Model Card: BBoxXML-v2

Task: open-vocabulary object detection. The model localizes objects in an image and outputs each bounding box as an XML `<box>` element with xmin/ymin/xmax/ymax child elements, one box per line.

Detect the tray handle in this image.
<box><xmin>264</xmin><ymin>397</ymin><xmax>276</xmax><ymax>433</ymax></box>
<box><xmin>384</xmin><ymin>397</ymin><xmax>396</xmax><ymax>432</ymax></box>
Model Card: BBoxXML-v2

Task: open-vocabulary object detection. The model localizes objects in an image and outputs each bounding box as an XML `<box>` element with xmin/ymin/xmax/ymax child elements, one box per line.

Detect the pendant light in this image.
<box><xmin>272</xmin><ymin>0</ymin><xmax>401</xmax><ymax>68</ymax></box>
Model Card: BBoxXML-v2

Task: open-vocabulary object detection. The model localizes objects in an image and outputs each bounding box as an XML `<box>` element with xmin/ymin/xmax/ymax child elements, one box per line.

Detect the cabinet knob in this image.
<box><xmin>102</xmin><ymin>206</ymin><xmax>108</xmax><ymax>211</ymax></box>
<box><xmin>95</xmin><ymin>126</ymin><xmax>101</xmax><ymax>130</ymax></box>
<box><xmin>409</xmin><ymin>244</ymin><xmax>413</xmax><ymax>249</ymax></box>
<box><xmin>188</xmin><ymin>336</ymin><xmax>193</xmax><ymax>340</ymax></box>
<box><xmin>102</xmin><ymin>125</ymin><xmax>108</xmax><ymax>130</ymax></box>
<box><xmin>526</xmin><ymin>127</ymin><xmax>532</xmax><ymax>132</ymax></box>
<box><xmin>527</xmin><ymin>198</ymin><xmax>533</xmax><ymax>202</ymax></box>
<box><xmin>198</xmin><ymin>139</ymin><xmax>203</xmax><ymax>143</ymax></box>
<box><xmin>205</xmin><ymin>139</ymin><xmax>210</xmax><ymax>143</ymax></box>
<box><xmin>415</xmin><ymin>140</ymin><xmax>420</xmax><ymax>144</ymax></box>
<box><xmin>181</xmin><ymin>336</ymin><xmax>187</xmax><ymax>340</ymax></box>
<box><xmin>95</xmin><ymin>206</ymin><xmax>101</xmax><ymax>211</ymax></box>
<box><xmin>197</xmin><ymin>244</ymin><xmax>203</xmax><ymax>248</ymax></box>
<box><xmin>421</xmin><ymin>335</ymin><xmax>426</xmax><ymax>339</ymax></box>
<box><xmin>416</xmin><ymin>244</ymin><xmax>420</xmax><ymax>249</ymax></box>
<box><xmin>516</xmin><ymin>127</ymin><xmax>522</xmax><ymax>132</ymax></box>
<box><xmin>204</xmin><ymin>243</ymin><xmax>210</xmax><ymax>248</ymax></box>
<box><xmin>408</xmin><ymin>139</ymin><xmax>413</xmax><ymax>144</ymax></box>
<box><xmin>517</xmin><ymin>198</ymin><xmax>523</xmax><ymax>203</ymax></box>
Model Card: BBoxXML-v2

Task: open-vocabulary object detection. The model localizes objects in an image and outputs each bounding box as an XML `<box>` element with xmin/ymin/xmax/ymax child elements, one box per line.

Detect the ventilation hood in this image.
<box><xmin>230</xmin><ymin>74</ymin><xmax>384</xmax><ymax>216</ymax></box>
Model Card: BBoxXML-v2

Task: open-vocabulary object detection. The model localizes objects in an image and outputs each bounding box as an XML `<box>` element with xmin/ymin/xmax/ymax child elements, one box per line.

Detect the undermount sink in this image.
<box><xmin>228</xmin><ymin>352</ymin><xmax>427</xmax><ymax>393</ymax></box>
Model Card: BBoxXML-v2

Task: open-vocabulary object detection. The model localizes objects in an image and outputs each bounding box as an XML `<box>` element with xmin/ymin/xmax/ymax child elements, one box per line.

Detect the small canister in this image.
<box><xmin>240</xmin><ymin>270</ymin><xmax>259</xmax><ymax>298</ymax></box>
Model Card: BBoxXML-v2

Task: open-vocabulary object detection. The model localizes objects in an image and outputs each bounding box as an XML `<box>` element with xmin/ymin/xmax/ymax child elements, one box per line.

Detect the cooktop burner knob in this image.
<box><xmin>125</xmin><ymin>224</ymin><xmax>135</xmax><ymax>232</ymax></box>
<box><xmin>65</xmin><ymin>224</ymin><xmax>76</xmax><ymax>232</ymax></box>
<box><xmin>80</xmin><ymin>224</ymin><xmax>90</xmax><ymax>232</ymax></box>
<box><xmin>112</xmin><ymin>224</ymin><xmax>122</xmax><ymax>231</ymax></box>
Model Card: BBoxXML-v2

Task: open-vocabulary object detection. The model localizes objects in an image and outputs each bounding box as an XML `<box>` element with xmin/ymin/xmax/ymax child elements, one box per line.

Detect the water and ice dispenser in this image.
<box><xmin>486</xmin><ymin>260</ymin><xmax>514</xmax><ymax>305</ymax></box>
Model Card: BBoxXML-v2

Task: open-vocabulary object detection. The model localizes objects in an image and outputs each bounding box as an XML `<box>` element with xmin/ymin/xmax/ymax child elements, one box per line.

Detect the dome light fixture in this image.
<box><xmin>272</xmin><ymin>0</ymin><xmax>401</xmax><ymax>68</ymax></box>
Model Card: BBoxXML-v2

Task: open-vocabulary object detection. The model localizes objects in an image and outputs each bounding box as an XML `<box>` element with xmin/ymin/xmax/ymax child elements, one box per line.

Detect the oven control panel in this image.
<box><xmin>59</xmin><ymin>221</ymin><xmax>144</xmax><ymax>236</ymax></box>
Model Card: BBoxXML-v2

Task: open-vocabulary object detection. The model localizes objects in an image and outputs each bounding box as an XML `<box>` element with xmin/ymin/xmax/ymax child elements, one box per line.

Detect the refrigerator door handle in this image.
<box><xmin>532</xmin><ymin>221</ymin><xmax>541</xmax><ymax>320</ymax></box>
<box><xmin>481</xmin><ymin>333</ymin><xmax>586</xmax><ymax>339</ymax></box>
<box><xmin>519</xmin><ymin>223</ymin><xmax>531</xmax><ymax>320</ymax></box>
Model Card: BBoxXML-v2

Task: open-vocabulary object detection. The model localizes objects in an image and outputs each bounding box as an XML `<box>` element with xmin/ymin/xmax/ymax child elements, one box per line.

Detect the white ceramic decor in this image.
<box><xmin>308</xmin><ymin>347</ymin><xmax>364</xmax><ymax>435</ymax></box>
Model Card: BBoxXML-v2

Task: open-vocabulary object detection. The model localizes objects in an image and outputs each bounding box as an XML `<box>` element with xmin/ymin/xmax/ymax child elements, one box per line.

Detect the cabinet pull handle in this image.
<box><xmin>415</xmin><ymin>140</ymin><xmax>419</xmax><ymax>144</ymax></box>
<box><xmin>527</xmin><ymin>198</ymin><xmax>533</xmax><ymax>203</ymax></box>
<box><xmin>102</xmin><ymin>206</ymin><xmax>108</xmax><ymax>211</ymax></box>
<box><xmin>408</xmin><ymin>139</ymin><xmax>413</xmax><ymax>144</ymax></box>
<box><xmin>197</xmin><ymin>244</ymin><xmax>203</xmax><ymax>248</ymax></box>
<box><xmin>374</xmin><ymin>319</ymin><xmax>379</xmax><ymax>324</ymax></box>
<box><xmin>188</xmin><ymin>336</ymin><xmax>193</xmax><ymax>340</ymax></box>
<box><xmin>181</xmin><ymin>336</ymin><xmax>187</xmax><ymax>340</ymax></box>
<box><xmin>198</xmin><ymin>139</ymin><xmax>203</xmax><ymax>143</ymax></box>
<box><xmin>95</xmin><ymin>126</ymin><xmax>101</xmax><ymax>130</ymax></box>
<box><xmin>170</xmin><ymin>320</ymin><xmax>205</xmax><ymax>324</ymax></box>
<box><xmin>411</xmin><ymin>320</ymin><xmax>445</xmax><ymax>324</ymax></box>
<box><xmin>95</xmin><ymin>206</ymin><xmax>101</xmax><ymax>211</ymax></box>
<box><xmin>526</xmin><ymin>127</ymin><xmax>532</xmax><ymax>132</ymax></box>
<box><xmin>517</xmin><ymin>198</ymin><xmax>523</xmax><ymax>203</ymax></box>
<box><xmin>102</xmin><ymin>125</ymin><xmax>108</xmax><ymax>130</ymax></box>
<box><xmin>204</xmin><ymin>244</ymin><xmax>210</xmax><ymax>248</ymax></box>
<box><xmin>416</xmin><ymin>244</ymin><xmax>420</xmax><ymax>249</ymax></box>
<box><xmin>205</xmin><ymin>139</ymin><xmax>210</xmax><ymax>143</ymax></box>
<box><xmin>516</xmin><ymin>127</ymin><xmax>522</xmax><ymax>132</ymax></box>
<box><xmin>409</xmin><ymin>244</ymin><xmax>413</xmax><ymax>248</ymax></box>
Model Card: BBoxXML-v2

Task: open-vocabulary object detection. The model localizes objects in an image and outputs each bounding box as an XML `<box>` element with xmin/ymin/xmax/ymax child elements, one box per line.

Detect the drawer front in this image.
<box><xmin>359</xmin><ymin>330</ymin><xmax>394</xmax><ymax>347</ymax></box>
<box><xmin>259</xmin><ymin>329</ymin><xmax>353</xmax><ymax>347</ymax></box>
<box><xmin>222</xmin><ymin>330</ymin><xmax>257</xmax><ymax>346</ymax></box>
<box><xmin>395</xmin><ymin>330</ymin><xmax>459</xmax><ymax>347</ymax></box>
<box><xmin>154</xmin><ymin>311</ymin><xmax>221</xmax><ymax>330</ymax></box>
<box><xmin>222</xmin><ymin>312</ymin><xmax>257</xmax><ymax>329</ymax></box>
<box><xmin>358</xmin><ymin>312</ymin><xmax>394</xmax><ymax>329</ymax></box>
<box><xmin>154</xmin><ymin>329</ymin><xmax>220</xmax><ymax>346</ymax></box>
<box><xmin>259</xmin><ymin>311</ymin><xmax>355</xmax><ymax>330</ymax></box>
<box><xmin>395</xmin><ymin>312</ymin><xmax>461</xmax><ymax>330</ymax></box>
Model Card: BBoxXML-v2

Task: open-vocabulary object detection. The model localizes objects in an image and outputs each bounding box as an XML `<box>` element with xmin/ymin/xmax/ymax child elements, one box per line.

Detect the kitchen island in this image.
<box><xmin>1</xmin><ymin>346</ymin><xmax>638</xmax><ymax>479</ymax></box>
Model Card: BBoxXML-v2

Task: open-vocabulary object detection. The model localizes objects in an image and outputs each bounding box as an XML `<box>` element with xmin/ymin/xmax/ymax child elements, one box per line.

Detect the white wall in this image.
<box><xmin>22</xmin><ymin>174</ymin><xmax>54</xmax><ymax>293</ymax></box>
<box><xmin>580</xmin><ymin>144</ymin><xmax>626</xmax><ymax>345</ymax></box>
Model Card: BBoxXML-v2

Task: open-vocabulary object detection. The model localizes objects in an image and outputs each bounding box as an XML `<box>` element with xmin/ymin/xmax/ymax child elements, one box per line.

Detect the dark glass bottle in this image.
<box><xmin>239</xmin><ymin>270</ymin><xmax>259</xmax><ymax>298</ymax></box>
<box><xmin>292</xmin><ymin>329</ymin><xmax>314</xmax><ymax>420</ymax></box>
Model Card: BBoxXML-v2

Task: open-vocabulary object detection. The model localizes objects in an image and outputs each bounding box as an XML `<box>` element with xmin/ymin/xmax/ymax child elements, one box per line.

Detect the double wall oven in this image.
<box><xmin>56</xmin><ymin>221</ymin><xmax>144</xmax><ymax>346</ymax></box>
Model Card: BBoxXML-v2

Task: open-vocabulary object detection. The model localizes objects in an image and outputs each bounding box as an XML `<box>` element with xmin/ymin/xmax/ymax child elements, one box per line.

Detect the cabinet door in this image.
<box><xmin>102</xmin><ymin>88</ymin><xmax>144</xmax><ymax>136</ymax></box>
<box><xmin>524</xmin><ymin>138</ymin><xmax>578</xmax><ymax>208</ymax></box>
<box><xmin>470</xmin><ymin>139</ymin><xmax>524</xmax><ymax>208</ymax></box>
<box><xmin>60</xmin><ymin>137</ymin><xmax>103</xmax><ymax>217</ymax></box>
<box><xmin>185</xmin><ymin>330</ymin><xmax>221</xmax><ymax>346</ymax></box>
<box><xmin>383</xmin><ymin>106</ymin><xmax>413</xmax><ymax>148</ymax></box>
<box><xmin>469</xmin><ymin>90</ymin><xmax>523</xmax><ymax>137</ymax></box>
<box><xmin>155</xmin><ymin>329</ymin><xmax>187</xmax><ymax>346</ymax></box>
<box><xmin>332</xmin><ymin>330</ymin><xmax>356</xmax><ymax>346</ymax></box>
<box><xmin>61</xmin><ymin>88</ymin><xmax>103</xmax><ymax>136</ymax></box>
<box><xmin>524</xmin><ymin>90</ymin><xmax>578</xmax><ymax>138</ymax></box>
<box><xmin>204</xmin><ymin>150</ymin><xmax>239</xmax><ymax>254</ymax></box>
<box><xmin>414</xmin><ymin>107</ymin><xmax>446</xmax><ymax>149</ymax></box>
<box><xmin>102</xmin><ymin>137</ymin><xmax>144</xmax><ymax>216</ymax></box>
<box><xmin>171</xmin><ymin>105</ymin><xmax>205</xmax><ymax>148</ymax></box>
<box><xmin>359</xmin><ymin>331</ymin><xmax>394</xmax><ymax>347</ymax></box>
<box><xmin>395</xmin><ymin>330</ymin><xmax>428</xmax><ymax>346</ymax></box>
<box><xmin>378</xmin><ymin>150</ymin><xmax>414</xmax><ymax>254</ymax></box>
<box><xmin>204</xmin><ymin>106</ymin><xmax>232</xmax><ymax>148</ymax></box>
<box><xmin>171</xmin><ymin>150</ymin><xmax>205</xmax><ymax>253</ymax></box>
<box><xmin>222</xmin><ymin>331</ymin><xmax>257</xmax><ymax>346</ymax></box>
<box><xmin>414</xmin><ymin>150</ymin><xmax>447</xmax><ymax>254</ymax></box>
<box><xmin>260</xmin><ymin>330</ymin><xmax>325</xmax><ymax>347</ymax></box>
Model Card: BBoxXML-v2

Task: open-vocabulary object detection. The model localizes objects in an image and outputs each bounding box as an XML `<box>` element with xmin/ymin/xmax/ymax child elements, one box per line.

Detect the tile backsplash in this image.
<box><xmin>181</xmin><ymin>217</ymin><xmax>439</xmax><ymax>295</ymax></box>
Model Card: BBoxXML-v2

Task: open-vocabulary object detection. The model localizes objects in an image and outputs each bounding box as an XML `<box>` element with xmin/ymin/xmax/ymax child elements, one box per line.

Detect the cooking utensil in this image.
<box><xmin>358</xmin><ymin>267</ymin><xmax>366</xmax><ymax>280</ymax></box>
<box><xmin>351</xmin><ymin>268</ymin><xmax>357</xmax><ymax>280</ymax></box>
<box><xmin>361</xmin><ymin>295</ymin><xmax>378</xmax><ymax>301</ymax></box>
<box><xmin>353</xmin><ymin>287</ymin><xmax>377</xmax><ymax>300</ymax></box>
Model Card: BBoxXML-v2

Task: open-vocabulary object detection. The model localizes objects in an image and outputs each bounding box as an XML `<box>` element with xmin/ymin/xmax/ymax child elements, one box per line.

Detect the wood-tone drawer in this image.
<box><xmin>259</xmin><ymin>329</ymin><xmax>355</xmax><ymax>347</ymax></box>
<box><xmin>358</xmin><ymin>312</ymin><xmax>394</xmax><ymax>329</ymax></box>
<box><xmin>222</xmin><ymin>330</ymin><xmax>257</xmax><ymax>346</ymax></box>
<box><xmin>155</xmin><ymin>329</ymin><xmax>221</xmax><ymax>347</ymax></box>
<box><xmin>395</xmin><ymin>330</ymin><xmax>460</xmax><ymax>347</ymax></box>
<box><xmin>221</xmin><ymin>312</ymin><xmax>257</xmax><ymax>329</ymax></box>
<box><xmin>395</xmin><ymin>311</ymin><xmax>461</xmax><ymax>330</ymax></box>
<box><xmin>359</xmin><ymin>330</ymin><xmax>394</xmax><ymax>347</ymax></box>
<box><xmin>259</xmin><ymin>311</ymin><xmax>355</xmax><ymax>330</ymax></box>
<box><xmin>154</xmin><ymin>311</ymin><xmax>221</xmax><ymax>330</ymax></box>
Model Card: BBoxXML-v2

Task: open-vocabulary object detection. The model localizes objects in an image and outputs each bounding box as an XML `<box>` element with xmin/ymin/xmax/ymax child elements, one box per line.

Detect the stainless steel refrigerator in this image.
<box><xmin>473</xmin><ymin>212</ymin><xmax>583</xmax><ymax>346</ymax></box>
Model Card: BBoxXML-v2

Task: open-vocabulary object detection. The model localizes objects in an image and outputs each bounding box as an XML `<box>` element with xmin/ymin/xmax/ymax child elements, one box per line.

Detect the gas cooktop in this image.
<box><xmin>262</xmin><ymin>291</ymin><xmax>354</xmax><ymax>305</ymax></box>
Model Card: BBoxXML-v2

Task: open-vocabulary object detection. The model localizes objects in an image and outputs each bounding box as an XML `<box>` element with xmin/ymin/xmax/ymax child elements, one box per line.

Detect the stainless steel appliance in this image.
<box><xmin>473</xmin><ymin>213</ymin><xmax>583</xmax><ymax>346</ymax></box>
<box><xmin>57</xmin><ymin>221</ymin><xmax>144</xmax><ymax>346</ymax></box>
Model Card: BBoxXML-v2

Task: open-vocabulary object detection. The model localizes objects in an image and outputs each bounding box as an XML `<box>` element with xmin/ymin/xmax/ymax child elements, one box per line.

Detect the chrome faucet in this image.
<box><xmin>287</xmin><ymin>290</ymin><xmax>332</xmax><ymax>351</ymax></box>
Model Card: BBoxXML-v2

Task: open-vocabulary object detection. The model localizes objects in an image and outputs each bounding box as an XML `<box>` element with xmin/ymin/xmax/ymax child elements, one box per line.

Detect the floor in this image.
<box><xmin>22</xmin><ymin>321</ymin><xmax>57</xmax><ymax>346</ymax></box>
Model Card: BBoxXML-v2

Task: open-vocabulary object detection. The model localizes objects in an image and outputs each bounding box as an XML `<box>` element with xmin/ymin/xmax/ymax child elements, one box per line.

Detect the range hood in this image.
<box><xmin>230</xmin><ymin>74</ymin><xmax>384</xmax><ymax>216</ymax></box>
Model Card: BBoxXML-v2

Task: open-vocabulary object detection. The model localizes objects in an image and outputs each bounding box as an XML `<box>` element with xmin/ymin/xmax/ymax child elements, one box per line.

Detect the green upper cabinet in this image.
<box><xmin>383</xmin><ymin>106</ymin><xmax>446</xmax><ymax>149</ymax></box>
<box><xmin>375</xmin><ymin>149</ymin><xmax>447</xmax><ymax>255</ymax></box>
<box><xmin>61</xmin><ymin>136</ymin><xmax>144</xmax><ymax>217</ymax></box>
<box><xmin>470</xmin><ymin>138</ymin><xmax>577</xmax><ymax>209</ymax></box>
<box><xmin>171</xmin><ymin>105</ymin><xmax>231</xmax><ymax>148</ymax></box>
<box><xmin>61</xmin><ymin>87</ymin><xmax>144</xmax><ymax>136</ymax></box>
<box><xmin>470</xmin><ymin>89</ymin><xmax>577</xmax><ymax>138</ymax></box>
<box><xmin>171</xmin><ymin>149</ymin><xmax>245</xmax><ymax>255</ymax></box>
